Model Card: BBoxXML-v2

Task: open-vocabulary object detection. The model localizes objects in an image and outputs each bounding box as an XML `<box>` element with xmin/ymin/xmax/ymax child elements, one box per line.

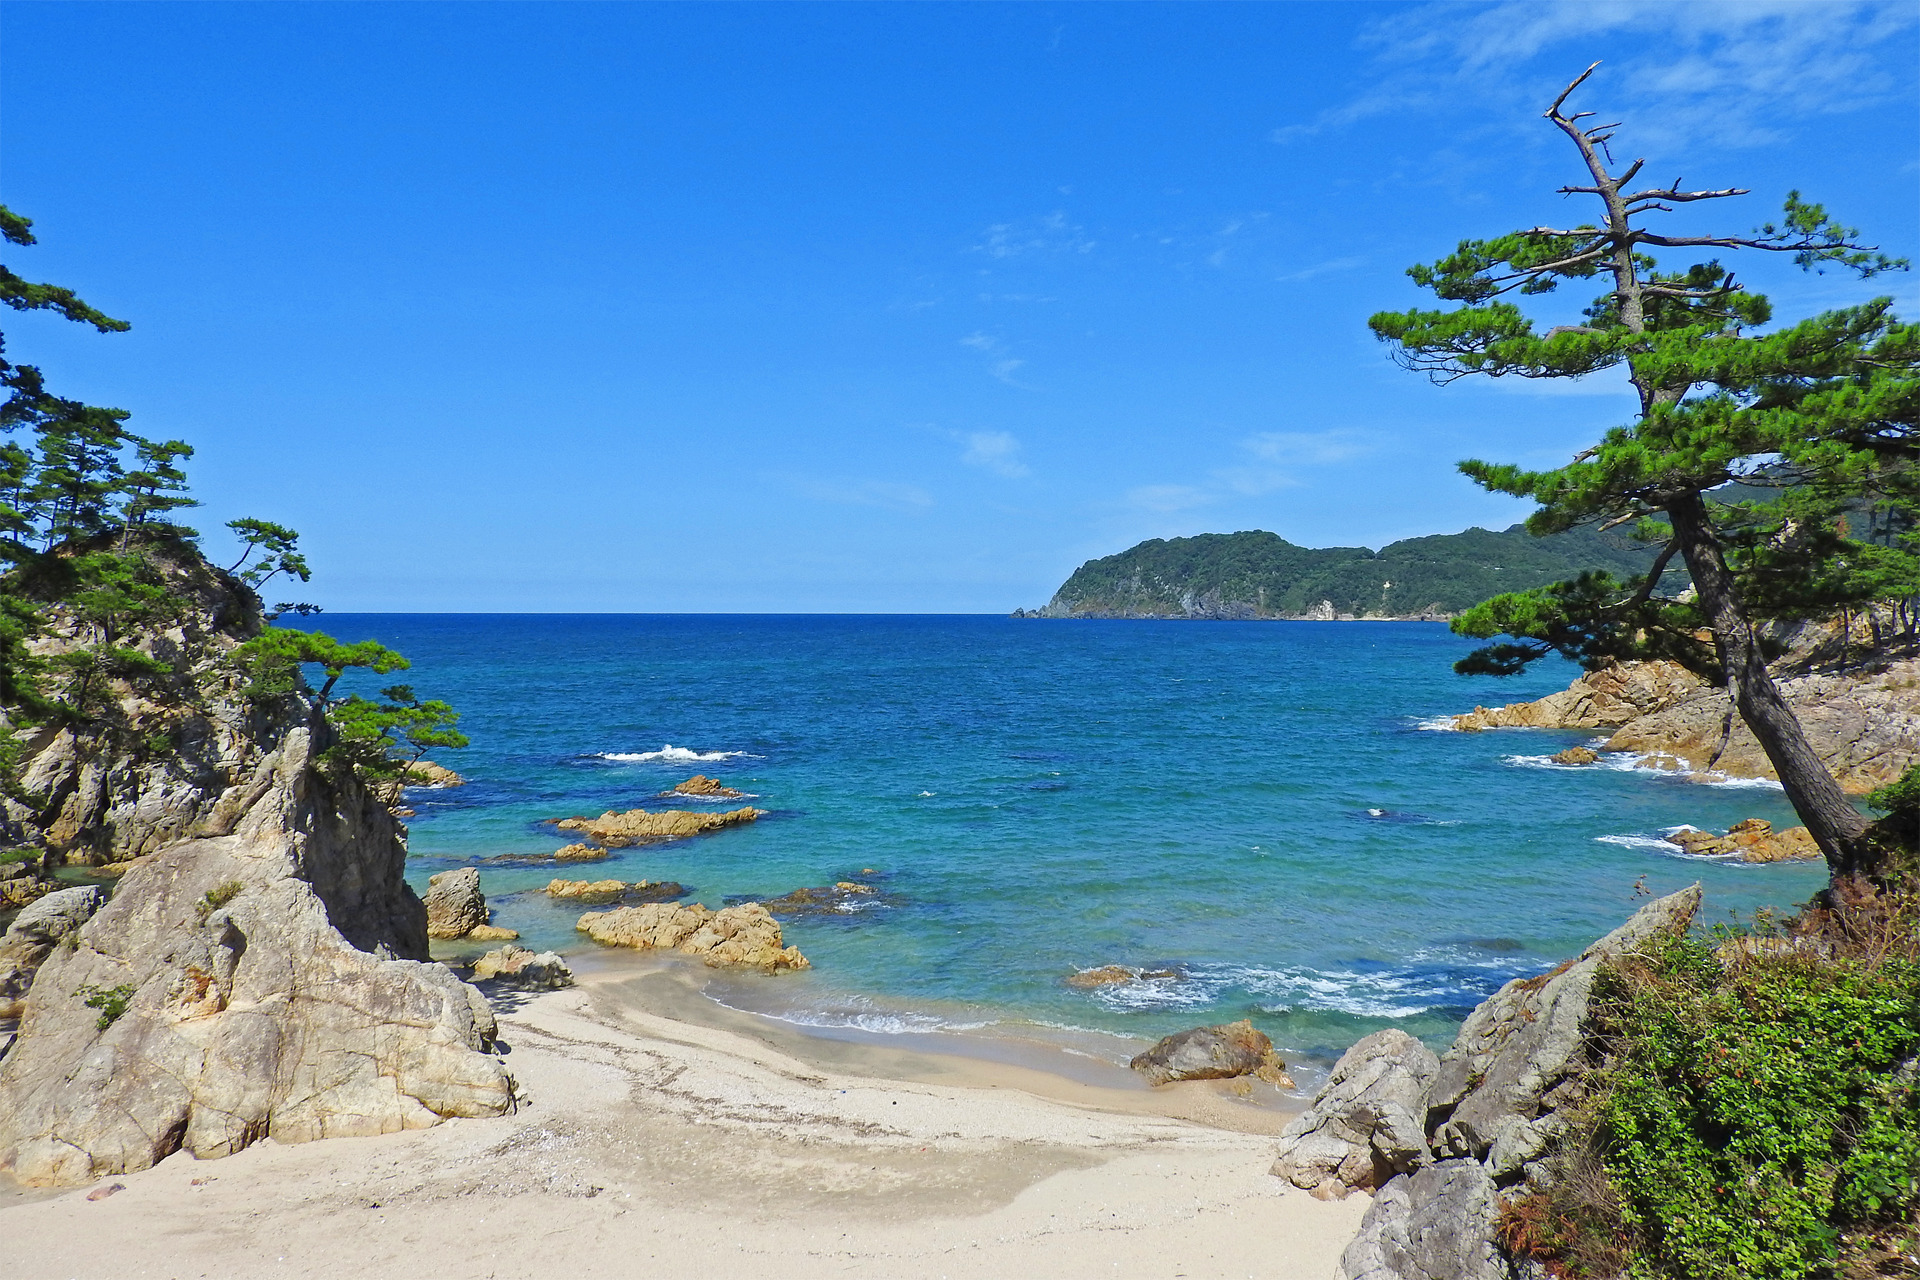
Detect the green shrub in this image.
<box><xmin>1590</xmin><ymin>933</ymin><xmax>1920</xmax><ymax>1279</ymax></box>
<box><xmin>76</xmin><ymin>982</ymin><xmax>136</xmax><ymax>1030</ymax></box>
<box><xmin>194</xmin><ymin>879</ymin><xmax>243</xmax><ymax>922</ymax></box>
<box><xmin>0</xmin><ymin>846</ymin><xmax>35</xmax><ymax>865</ymax></box>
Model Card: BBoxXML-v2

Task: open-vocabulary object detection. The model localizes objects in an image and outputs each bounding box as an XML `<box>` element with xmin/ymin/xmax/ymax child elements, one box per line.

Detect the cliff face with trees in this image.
<box><xmin>1034</xmin><ymin>523</ymin><xmax>1675</xmax><ymax>620</ymax></box>
<box><xmin>0</xmin><ymin>206</ymin><xmax>508</xmax><ymax>1185</ymax></box>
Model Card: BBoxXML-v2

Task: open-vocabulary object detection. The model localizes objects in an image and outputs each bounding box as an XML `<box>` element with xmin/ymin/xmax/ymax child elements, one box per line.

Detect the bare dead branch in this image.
<box><xmin>1547</xmin><ymin>63</ymin><xmax>1602</xmax><ymax>118</ymax></box>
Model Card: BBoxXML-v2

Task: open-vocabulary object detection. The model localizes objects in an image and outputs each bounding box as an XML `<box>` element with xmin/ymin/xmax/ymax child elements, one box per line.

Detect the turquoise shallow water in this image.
<box><xmin>316</xmin><ymin>615</ymin><xmax>1827</xmax><ymax>1066</ymax></box>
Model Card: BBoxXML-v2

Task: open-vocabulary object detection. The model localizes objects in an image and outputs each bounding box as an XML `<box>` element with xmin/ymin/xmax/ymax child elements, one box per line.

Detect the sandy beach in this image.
<box><xmin>2</xmin><ymin>959</ymin><xmax>1366</xmax><ymax>1280</ymax></box>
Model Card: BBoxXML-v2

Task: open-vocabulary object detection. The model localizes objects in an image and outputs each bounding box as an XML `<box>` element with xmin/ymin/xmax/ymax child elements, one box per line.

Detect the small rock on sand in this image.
<box><xmin>1131</xmin><ymin>1019</ymin><xmax>1295</xmax><ymax>1088</ymax></box>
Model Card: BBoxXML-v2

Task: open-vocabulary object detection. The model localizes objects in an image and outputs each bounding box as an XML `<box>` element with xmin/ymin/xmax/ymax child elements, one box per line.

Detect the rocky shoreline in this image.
<box><xmin>1448</xmin><ymin>619</ymin><xmax>1920</xmax><ymax>794</ymax></box>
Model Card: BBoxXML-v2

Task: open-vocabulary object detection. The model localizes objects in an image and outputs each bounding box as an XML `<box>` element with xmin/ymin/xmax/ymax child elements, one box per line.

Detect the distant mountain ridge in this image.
<box><xmin>1025</xmin><ymin>524</ymin><xmax>1676</xmax><ymax>620</ymax></box>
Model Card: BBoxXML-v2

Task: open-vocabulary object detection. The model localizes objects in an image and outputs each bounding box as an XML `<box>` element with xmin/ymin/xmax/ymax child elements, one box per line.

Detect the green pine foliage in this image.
<box><xmin>0</xmin><ymin>203</ymin><xmax>463</xmax><ymax>794</ymax></box>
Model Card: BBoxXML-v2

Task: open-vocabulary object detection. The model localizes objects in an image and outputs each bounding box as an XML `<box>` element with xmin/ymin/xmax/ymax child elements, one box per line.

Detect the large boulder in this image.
<box><xmin>1338</xmin><ymin>1160</ymin><xmax>1507</xmax><ymax>1280</ymax></box>
<box><xmin>576</xmin><ymin>901</ymin><xmax>807</xmax><ymax>973</ymax></box>
<box><xmin>1271</xmin><ymin>1029</ymin><xmax>1439</xmax><ymax>1198</ymax></box>
<box><xmin>0</xmin><ymin>727</ymin><xmax>515</xmax><ymax>1187</ymax></box>
<box><xmin>423</xmin><ymin>868</ymin><xmax>517</xmax><ymax>941</ymax></box>
<box><xmin>470</xmin><ymin>945</ymin><xmax>573</xmax><ymax>990</ymax></box>
<box><xmin>1129</xmin><ymin>1019</ymin><xmax>1294</xmax><ymax>1087</ymax></box>
<box><xmin>0</xmin><ymin>885</ymin><xmax>107</xmax><ymax>1018</ymax></box>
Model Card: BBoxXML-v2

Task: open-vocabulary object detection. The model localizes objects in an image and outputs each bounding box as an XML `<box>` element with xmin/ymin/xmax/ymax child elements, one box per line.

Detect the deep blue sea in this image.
<box><xmin>315</xmin><ymin>615</ymin><xmax>1825</xmax><ymax>1069</ymax></box>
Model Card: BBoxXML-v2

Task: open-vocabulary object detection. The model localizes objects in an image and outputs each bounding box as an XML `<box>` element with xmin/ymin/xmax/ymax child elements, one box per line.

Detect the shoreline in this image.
<box><xmin>2</xmin><ymin>954</ymin><xmax>1366</xmax><ymax>1278</ymax></box>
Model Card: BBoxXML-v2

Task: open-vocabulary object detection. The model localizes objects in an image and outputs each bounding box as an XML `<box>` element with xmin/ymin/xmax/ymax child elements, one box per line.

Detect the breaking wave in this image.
<box><xmin>593</xmin><ymin>745</ymin><xmax>762</xmax><ymax>764</ymax></box>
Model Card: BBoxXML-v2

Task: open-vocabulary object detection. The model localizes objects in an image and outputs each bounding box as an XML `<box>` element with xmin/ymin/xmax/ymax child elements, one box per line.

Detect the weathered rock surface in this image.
<box><xmin>0</xmin><ymin>886</ymin><xmax>107</xmax><ymax>1019</ymax></box>
<box><xmin>1549</xmin><ymin>746</ymin><xmax>1598</xmax><ymax>765</ymax></box>
<box><xmin>423</xmin><ymin>868</ymin><xmax>487</xmax><ymax>938</ymax></box>
<box><xmin>1454</xmin><ymin>660</ymin><xmax>1703</xmax><ymax>733</ymax></box>
<box><xmin>470</xmin><ymin>945</ymin><xmax>573</xmax><ymax>989</ymax></box>
<box><xmin>553</xmin><ymin>806</ymin><xmax>763</xmax><ymax>847</ymax></box>
<box><xmin>1667</xmin><ymin>820</ymin><xmax>1821</xmax><ymax>864</ymax></box>
<box><xmin>1130</xmin><ymin>1019</ymin><xmax>1294</xmax><ymax>1088</ymax></box>
<box><xmin>404</xmin><ymin>760</ymin><xmax>464</xmax><ymax>788</ymax></box>
<box><xmin>545</xmin><ymin>878</ymin><xmax>687</xmax><ymax>904</ymax></box>
<box><xmin>1452</xmin><ymin>642</ymin><xmax>1920</xmax><ymax>793</ymax></box>
<box><xmin>1306</xmin><ymin>887</ymin><xmax>1702</xmax><ymax>1280</ymax></box>
<box><xmin>1271</xmin><ymin>1029</ymin><xmax>1439</xmax><ymax>1198</ymax></box>
<box><xmin>0</xmin><ymin>727</ymin><xmax>514</xmax><ymax>1187</ymax></box>
<box><xmin>667</xmin><ymin>774</ymin><xmax>744</xmax><ymax>798</ymax></box>
<box><xmin>575</xmin><ymin>901</ymin><xmax>807</xmax><ymax>973</ymax></box>
<box><xmin>1338</xmin><ymin>1160</ymin><xmax>1506</xmax><ymax>1280</ymax></box>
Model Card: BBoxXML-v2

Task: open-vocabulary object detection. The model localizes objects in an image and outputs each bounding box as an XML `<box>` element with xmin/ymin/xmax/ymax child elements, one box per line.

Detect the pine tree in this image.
<box><xmin>1370</xmin><ymin>65</ymin><xmax>1918</xmax><ymax>889</ymax></box>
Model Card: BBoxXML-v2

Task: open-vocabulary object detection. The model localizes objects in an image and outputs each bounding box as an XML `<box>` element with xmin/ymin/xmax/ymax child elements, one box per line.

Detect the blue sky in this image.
<box><xmin>3</xmin><ymin>1</ymin><xmax>1915</xmax><ymax>611</ymax></box>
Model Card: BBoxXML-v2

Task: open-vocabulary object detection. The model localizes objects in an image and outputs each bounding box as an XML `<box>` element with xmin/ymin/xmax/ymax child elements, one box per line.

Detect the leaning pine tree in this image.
<box><xmin>1369</xmin><ymin>65</ymin><xmax>1918</xmax><ymax>893</ymax></box>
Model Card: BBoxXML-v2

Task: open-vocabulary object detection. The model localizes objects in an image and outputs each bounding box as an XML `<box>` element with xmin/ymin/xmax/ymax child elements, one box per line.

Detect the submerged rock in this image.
<box><xmin>470</xmin><ymin>945</ymin><xmax>573</xmax><ymax>989</ymax></box>
<box><xmin>553</xmin><ymin>806</ymin><xmax>763</xmax><ymax>847</ymax></box>
<box><xmin>1064</xmin><ymin>964</ymin><xmax>1185</xmax><ymax>990</ymax></box>
<box><xmin>759</xmin><ymin>881</ymin><xmax>883</xmax><ymax>917</ymax></box>
<box><xmin>575</xmin><ymin>901</ymin><xmax>807</xmax><ymax>973</ymax></box>
<box><xmin>0</xmin><ymin>727</ymin><xmax>514</xmax><ymax>1187</ymax></box>
<box><xmin>1271</xmin><ymin>1029</ymin><xmax>1439</xmax><ymax>1199</ymax></box>
<box><xmin>1130</xmin><ymin>1019</ymin><xmax>1294</xmax><ymax>1088</ymax></box>
<box><xmin>667</xmin><ymin>775</ymin><xmax>745</xmax><ymax>798</ymax></box>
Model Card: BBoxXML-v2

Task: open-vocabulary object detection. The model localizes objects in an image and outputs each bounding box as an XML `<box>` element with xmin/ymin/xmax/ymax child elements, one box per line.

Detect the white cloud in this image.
<box><xmin>786</xmin><ymin>477</ymin><xmax>935</xmax><ymax>511</ymax></box>
<box><xmin>958</xmin><ymin>333</ymin><xmax>1030</xmax><ymax>386</ymax></box>
<box><xmin>1243</xmin><ymin>430</ymin><xmax>1374</xmax><ymax>466</ymax></box>
<box><xmin>973</xmin><ymin>211</ymin><xmax>1096</xmax><ymax>259</ymax></box>
<box><xmin>959</xmin><ymin>430</ymin><xmax>1030</xmax><ymax>478</ymax></box>
<box><xmin>1273</xmin><ymin>1</ymin><xmax>1916</xmax><ymax>150</ymax></box>
<box><xmin>1127</xmin><ymin>484</ymin><xmax>1218</xmax><ymax>513</ymax></box>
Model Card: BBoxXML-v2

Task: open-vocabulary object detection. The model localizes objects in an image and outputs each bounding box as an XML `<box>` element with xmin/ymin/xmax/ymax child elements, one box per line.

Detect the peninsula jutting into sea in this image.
<box><xmin>4</xmin><ymin>13</ymin><xmax>1918</xmax><ymax>1280</ymax></box>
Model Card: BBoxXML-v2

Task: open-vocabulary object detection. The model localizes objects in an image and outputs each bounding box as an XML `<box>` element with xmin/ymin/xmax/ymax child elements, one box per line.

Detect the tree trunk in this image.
<box><xmin>1667</xmin><ymin>494</ymin><xmax>1874</xmax><ymax>882</ymax></box>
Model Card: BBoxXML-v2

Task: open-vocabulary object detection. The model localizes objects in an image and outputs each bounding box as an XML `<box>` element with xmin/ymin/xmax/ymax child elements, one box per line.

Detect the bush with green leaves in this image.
<box><xmin>1521</xmin><ymin>927</ymin><xmax>1920</xmax><ymax>1279</ymax></box>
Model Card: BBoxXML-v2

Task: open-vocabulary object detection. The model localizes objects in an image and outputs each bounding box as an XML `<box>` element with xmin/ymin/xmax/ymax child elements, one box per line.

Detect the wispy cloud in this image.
<box><xmin>784</xmin><ymin>476</ymin><xmax>935</xmax><ymax>511</ymax></box>
<box><xmin>1272</xmin><ymin>1</ymin><xmax>1916</xmax><ymax>150</ymax></box>
<box><xmin>959</xmin><ymin>332</ymin><xmax>1028</xmax><ymax>385</ymax></box>
<box><xmin>1122</xmin><ymin>431</ymin><xmax>1370</xmax><ymax>512</ymax></box>
<box><xmin>958</xmin><ymin>429</ymin><xmax>1030</xmax><ymax>478</ymax></box>
<box><xmin>973</xmin><ymin>211</ymin><xmax>1095</xmax><ymax>259</ymax></box>
<box><xmin>1275</xmin><ymin>256</ymin><xmax>1366</xmax><ymax>284</ymax></box>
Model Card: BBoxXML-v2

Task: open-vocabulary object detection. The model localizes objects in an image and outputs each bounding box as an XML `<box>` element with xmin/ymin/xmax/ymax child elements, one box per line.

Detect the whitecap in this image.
<box><xmin>1412</xmin><ymin>715</ymin><xmax>1461</xmax><ymax>731</ymax></box>
<box><xmin>594</xmin><ymin>744</ymin><xmax>761</xmax><ymax>764</ymax></box>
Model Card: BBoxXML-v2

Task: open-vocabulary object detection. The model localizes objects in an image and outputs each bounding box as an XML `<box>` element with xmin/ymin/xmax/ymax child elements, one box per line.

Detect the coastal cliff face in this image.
<box><xmin>2</xmin><ymin>544</ymin><xmax>300</xmax><ymax>866</ymax></box>
<box><xmin>0</xmin><ymin>546</ymin><xmax>514</xmax><ymax>1187</ymax></box>
<box><xmin>1451</xmin><ymin>619</ymin><xmax>1920</xmax><ymax>793</ymax></box>
<box><xmin>0</xmin><ymin>724</ymin><xmax>514</xmax><ymax>1186</ymax></box>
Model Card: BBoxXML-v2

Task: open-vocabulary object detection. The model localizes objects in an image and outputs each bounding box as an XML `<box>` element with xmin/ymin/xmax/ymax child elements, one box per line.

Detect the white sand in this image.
<box><xmin>2</xmin><ymin>964</ymin><xmax>1365</xmax><ymax>1279</ymax></box>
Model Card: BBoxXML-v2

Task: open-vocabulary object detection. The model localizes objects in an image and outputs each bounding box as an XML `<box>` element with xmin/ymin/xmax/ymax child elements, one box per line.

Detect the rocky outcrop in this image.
<box><xmin>0</xmin><ymin>726</ymin><xmax>515</xmax><ymax>1186</ymax></box>
<box><xmin>404</xmin><ymin>760</ymin><xmax>464</xmax><ymax>788</ymax></box>
<box><xmin>2</xmin><ymin>545</ymin><xmax>307</xmax><ymax>867</ymax></box>
<box><xmin>575</xmin><ymin>901</ymin><xmax>807</xmax><ymax>973</ymax></box>
<box><xmin>469</xmin><ymin>945</ymin><xmax>573</xmax><ymax>990</ymax></box>
<box><xmin>1667</xmin><ymin>819</ymin><xmax>1821</xmax><ymax>863</ymax></box>
<box><xmin>0</xmin><ymin>885</ymin><xmax>107</xmax><ymax>1019</ymax></box>
<box><xmin>422</xmin><ymin>868</ymin><xmax>518</xmax><ymax>942</ymax></box>
<box><xmin>1550</xmin><ymin>747</ymin><xmax>1597</xmax><ymax>765</ymax></box>
<box><xmin>1452</xmin><ymin>645</ymin><xmax>1920</xmax><ymax>793</ymax></box>
<box><xmin>1287</xmin><ymin>886</ymin><xmax>1702</xmax><ymax>1280</ymax></box>
<box><xmin>1271</xmin><ymin>1029</ymin><xmax>1439</xmax><ymax>1198</ymax></box>
<box><xmin>1130</xmin><ymin>1019</ymin><xmax>1295</xmax><ymax>1088</ymax></box>
<box><xmin>545</xmin><ymin>878</ymin><xmax>688</xmax><ymax>904</ymax></box>
<box><xmin>0</xmin><ymin>859</ymin><xmax>56</xmax><ymax>908</ymax></box>
<box><xmin>667</xmin><ymin>775</ymin><xmax>744</xmax><ymax>798</ymax></box>
<box><xmin>552</xmin><ymin>806</ymin><xmax>763</xmax><ymax>847</ymax></box>
<box><xmin>1453</xmin><ymin>660</ymin><xmax>1704</xmax><ymax>733</ymax></box>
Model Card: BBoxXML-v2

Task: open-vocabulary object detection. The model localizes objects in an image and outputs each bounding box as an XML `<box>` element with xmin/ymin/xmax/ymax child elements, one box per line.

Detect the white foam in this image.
<box><xmin>738</xmin><ymin>994</ymin><xmax>992</xmax><ymax>1036</ymax></box>
<box><xmin>1413</xmin><ymin>715</ymin><xmax>1462</xmax><ymax>731</ymax></box>
<box><xmin>595</xmin><ymin>744</ymin><xmax>761</xmax><ymax>764</ymax></box>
